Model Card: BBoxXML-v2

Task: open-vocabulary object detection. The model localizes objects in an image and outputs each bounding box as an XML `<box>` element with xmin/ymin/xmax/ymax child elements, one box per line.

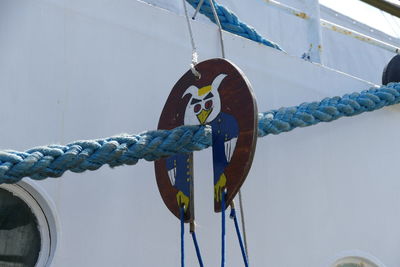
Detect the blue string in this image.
<box><xmin>230</xmin><ymin>208</ymin><xmax>249</xmax><ymax>267</ymax></box>
<box><xmin>221</xmin><ymin>190</ymin><xmax>226</xmax><ymax>267</ymax></box>
<box><xmin>191</xmin><ymin>231</ymin><xmax>204</xmax><ymax>267</ymax></box>
<box><xmin>180</xmin><ymin>207</ymin><xmax>185</xmax><ymax>267</ymax></box>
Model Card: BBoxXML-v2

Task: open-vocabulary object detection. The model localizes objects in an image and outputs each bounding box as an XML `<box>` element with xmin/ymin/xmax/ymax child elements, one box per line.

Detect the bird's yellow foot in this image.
<box><xmin>176</xmin><ymin>191</ymin><xmax>190</xmax><ymax>212</ymax></box>
<box><xmin>214</xmin><ymin>173</ymin><xmax>227</xmax><ymax>202</ymax></box>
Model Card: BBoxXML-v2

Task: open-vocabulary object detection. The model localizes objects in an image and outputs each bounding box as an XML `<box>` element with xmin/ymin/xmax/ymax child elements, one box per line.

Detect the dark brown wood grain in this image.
<box><xmin>155</xmin><ymin>58</ymin><xmax>257</xmax><ymax>221</ymax></box>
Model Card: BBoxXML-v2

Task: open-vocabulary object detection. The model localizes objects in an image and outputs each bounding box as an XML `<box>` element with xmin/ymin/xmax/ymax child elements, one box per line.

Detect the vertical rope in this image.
<box><xmin>192</xmin><ymin>0</ymin><xmax>205</xmax><ymax>20</ymax></box>
<box><xmin>230</xmin><ymin>207</ymin><xmax>249</xmax><ymax>267</ymax></box>
<box><xmin>190</xmin><ymin>230</ymin><xmax>205</xmax><ymax>267</ymax></box>
<box><xmin>208</xmin><ymin>0</ymin><xmax>226</xmax><ymax>58</ymax></box>
<box><xmin>221</xmin><ymin>190</ymin><xmax>226</xmax><ymax>267</ymax></box>
<box><xmin>182</xmin><ymin>0</ymin><xmax>201</xmax><ymax>78</ymax></box>
<box><xmin>180</xmin><ymin>207</ymin><xmax>185</xmax><ymax>267</ymax></box>
<box><xmin>238</xmin><ymin>190</ymin><xmax>249</xmax><ymax>262</ymax></box>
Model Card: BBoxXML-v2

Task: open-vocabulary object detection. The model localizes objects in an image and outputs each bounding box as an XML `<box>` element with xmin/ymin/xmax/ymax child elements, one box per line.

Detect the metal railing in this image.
<box><xmin>262</xmin><ymin>0</ymin><xmax>400</xmax><ymax>55</ymax></box>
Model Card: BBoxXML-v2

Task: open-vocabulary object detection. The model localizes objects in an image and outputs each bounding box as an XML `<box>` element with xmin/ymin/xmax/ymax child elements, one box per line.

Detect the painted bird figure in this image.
<box><xmin>166</xmin><ymin>74</ymin><xmax>239</xmax><ymax>209</ymax></box>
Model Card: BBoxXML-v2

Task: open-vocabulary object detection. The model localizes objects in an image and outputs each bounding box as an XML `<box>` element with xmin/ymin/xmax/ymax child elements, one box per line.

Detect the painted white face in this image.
<box><xmin>183</xmin><ymin>74</ymin><xmax>227</xmax><ymax>125</ymax></box>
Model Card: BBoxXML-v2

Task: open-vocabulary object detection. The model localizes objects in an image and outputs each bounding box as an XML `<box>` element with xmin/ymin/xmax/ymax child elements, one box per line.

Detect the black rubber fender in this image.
<box><xmin>382</xmin><ymin>54</ymin><xmax>400</xmax><ymax>85</ymax></box>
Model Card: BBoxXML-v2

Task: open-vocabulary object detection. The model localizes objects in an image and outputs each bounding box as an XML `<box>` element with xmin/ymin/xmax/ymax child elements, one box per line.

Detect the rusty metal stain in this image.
<box><xmin>329</xmin><ymin>25</ymin><xmax>357</xmax><ymax>37</ymax></box>
<box><xmin>294</xmin><ymin>11</ymin><xmax>309</xmax><ymax>19</ymax></box>
<box><xmin>321</xmin><ymin>20</ymin><xmax>400</xmax><ymax>53</ymax></box>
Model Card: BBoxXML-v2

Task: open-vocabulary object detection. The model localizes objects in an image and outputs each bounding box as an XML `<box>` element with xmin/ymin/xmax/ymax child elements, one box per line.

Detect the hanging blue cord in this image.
<box><xmin>180</xmin><ymin>207</ymin><xmax>185</xmax><ymax>267</ymax></box>
<box><xmin>221</xmin><ymin>190</ymin><xmax>226</xmax><ymax>267</ymax></box>
<box><xmin>191</xmin><ymin>230</ymin><xmax>205</xmax><ymax>267</ymax></box>
<box><xmin>230</xmin><ymin>208</ymin><xmax>249</xmax><ymax>267</ymax></box>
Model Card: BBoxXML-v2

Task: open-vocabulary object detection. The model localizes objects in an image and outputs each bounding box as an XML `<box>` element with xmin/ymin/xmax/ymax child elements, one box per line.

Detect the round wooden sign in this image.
<box><xmin>154</xmin><ymin>58</ymin><xmax>257</xmax><ymax>221</ymax></box>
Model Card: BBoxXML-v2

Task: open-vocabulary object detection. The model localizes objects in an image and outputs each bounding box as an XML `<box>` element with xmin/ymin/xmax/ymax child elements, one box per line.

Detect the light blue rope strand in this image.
<box><xmin>191</xmin><ymin>231</ymin><xmax>205</xmax><ymax>267</ymax></box>
<box><xmin>0</xmin><ymin>125</ymin><xmax>212</xmax><ymax>184</ymax></box>
<box><xmin>180</xmin><ymin>207</ymin><xmax>185</xmax><ymax>267</ymax></box>
<box><xmin>230</xmin><ymin>208</ymin><xmax>249</xmax><ymax>267</ymax></box>
<box><xmin>185</xmin><ymin>0</ymin><xmax>283</xmax><ymax>51</ymax></box>
<box><xmin>1</xmin><ymin>82</ymin><xmax>400</xmax><ymax>184</ymax></box>
<box><xmin>221</xmin><ymin>190</ymin><xmax>226</xmax><ymax>267</ymax></box>
<box><xmin>258</xmin><ymin>83</ymin><xmax>400</xmax><ymax>136</ymax></box>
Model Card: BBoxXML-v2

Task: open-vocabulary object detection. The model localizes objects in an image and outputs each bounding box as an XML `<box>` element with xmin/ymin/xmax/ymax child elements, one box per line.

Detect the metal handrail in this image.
<box><xmin>321</xmin><ymin>19</ymin><xmax>400</xmax><ymax>54</ymax></box>
<box><xmin>261</xmin><ymin>0</ymin><xmax>400</xmax><ymax>54</ymax></box>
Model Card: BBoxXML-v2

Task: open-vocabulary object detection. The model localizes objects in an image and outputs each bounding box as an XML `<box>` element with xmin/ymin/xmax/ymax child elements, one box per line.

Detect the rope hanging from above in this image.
<box><xmin>0</xmin><ymin>82</ymin><xmax>400</xmax><ymax>184</ymax></box>
<box><xmin>186</xmin><ymin>0</ymin><xmax>284</xmax><ymax>51</ymax></box>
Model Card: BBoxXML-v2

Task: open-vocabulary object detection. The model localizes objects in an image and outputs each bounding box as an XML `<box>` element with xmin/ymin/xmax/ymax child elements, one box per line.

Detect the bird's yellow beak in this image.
<box><xmin>196</xmin><ymin>108</ymin><xmax>212</xmax><ymax>124</ymax></box>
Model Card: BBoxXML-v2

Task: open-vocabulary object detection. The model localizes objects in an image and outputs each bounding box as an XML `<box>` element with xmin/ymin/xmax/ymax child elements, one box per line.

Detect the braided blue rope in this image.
<box><xmin>1</xmin><ymin>82</ymin><xmax>400</xmax><ymax>184</ymax></box>
<box><xmin>180</xmin><ymin>207</ymin><xmax>185</xmax><ymax>267</ymax></box>
<box><xmin>230</xmin><ymin>208</ymin><xmax>249</xmax><ymax>267</ymax></box>
<box><xmin>0</xmin><ymin>125</ymin><xmax>211</xmax><ymax>184</ymax></box>
<box><xmin>258</xmin><ymin>82</ymin><xmax>400</xmax><ymax>136</ymax></box>
<box><xmin>221</xmin><ymin>190</ymin><xmax>226</xmax><ymax>267</ymax></box>
<box><xmin>186</xmin><ymin>0</ymin><xmax>283</xmax><ymax>51</ymax></box>
<box><xmin>191</xmin><ymin>231</ymin><xmax>205</xmax><ymax>267</ymax></box>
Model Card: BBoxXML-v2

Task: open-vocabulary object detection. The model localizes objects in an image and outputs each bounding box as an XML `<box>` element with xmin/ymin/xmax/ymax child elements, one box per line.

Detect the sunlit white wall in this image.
<box><xmin>146</xmin><ymin>0</ymin><xmax>400</xmax><ymax>84</ymax></box>
<box><xmin>1</xmin><ymin>0</ymin><xmax>400</xmax><ymax>266</ymax></box>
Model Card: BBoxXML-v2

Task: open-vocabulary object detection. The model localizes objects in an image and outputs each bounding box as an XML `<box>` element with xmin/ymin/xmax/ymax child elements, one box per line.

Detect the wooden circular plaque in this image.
<box><xmin>155</xmin><ymin>58</ymin><xmax>257</xmax><ymax>221</ymax></box>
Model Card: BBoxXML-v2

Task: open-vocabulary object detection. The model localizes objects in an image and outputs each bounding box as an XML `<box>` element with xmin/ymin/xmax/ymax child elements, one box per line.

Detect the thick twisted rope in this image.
<box><xmin>0</xmin><ymin>125</ymin><xmax>212</xmax><ymax>184</ymax></box>
<box><xmin>186</xmin><ymin>0</ymin><xmax>283</xmax><ymax>51</ymax></box>
<box><xmin>258</xmin><ymin>82</ymin><xmax>400</xmax><ymax>136</ymax></box>
<box><xmin>1</xmin><ymin>82</ymin><xmax>400</xmax><ymax>184</ymax></box>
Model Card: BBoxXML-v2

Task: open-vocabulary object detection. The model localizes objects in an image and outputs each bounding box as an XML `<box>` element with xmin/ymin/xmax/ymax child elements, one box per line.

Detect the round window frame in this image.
<box><xmin>328</xmin><ymin>250</ymin><xmax>387</xmax><ymax>267</ymax></box>
<box><xmin>0</xmin><ymin>181</ymin><xmax>58</xmax><ymax>267</ymax></box>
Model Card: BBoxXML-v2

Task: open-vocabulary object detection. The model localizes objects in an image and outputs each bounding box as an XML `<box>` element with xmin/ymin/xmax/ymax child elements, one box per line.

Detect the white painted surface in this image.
<box><xmin>303</xmin><ymin>0</ymin><xmax>324</xmax><ymax>63</ymax></box>
<box><xmin>145</xmin><ymin>0</ymin><xmax>400</xmax><ymax>84</ymax></box>
<box><xmin>0</xmin><ymin>0</ymin><xmax>399</xmax><ymax>266</ymax></box>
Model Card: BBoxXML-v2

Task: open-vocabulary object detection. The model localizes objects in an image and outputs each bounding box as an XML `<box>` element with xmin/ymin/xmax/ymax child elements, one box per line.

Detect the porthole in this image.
<box><xmin>333</xmin><ymin>256</ymin><xmax>378</xmax><ymax>267</ymax></box>
<box><xmin>0</xmin><ymin>183</ymin><xmax>56</xmax><ymax>267</ymax></box>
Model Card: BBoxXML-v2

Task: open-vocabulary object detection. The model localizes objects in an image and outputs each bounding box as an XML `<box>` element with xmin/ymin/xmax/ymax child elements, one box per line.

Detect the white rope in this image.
<box><xmin>192</xmin><ymin>0</ymin><xmax>205</xmax><ymax>20</ymax></box>
<box><xmin>182</xmin><ymin>0</ymin><xmax>201</xmax><ymax>79</ymax></box>
<box><xmin>208</xmin><ymin>0</ymin><xmax>226</xmax><ymax>58</ymax></box>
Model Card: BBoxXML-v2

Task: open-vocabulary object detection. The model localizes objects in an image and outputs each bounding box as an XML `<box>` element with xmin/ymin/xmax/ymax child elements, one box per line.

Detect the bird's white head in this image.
<box><xmin>182</xmin><ymin>74</ymin><xmax>227</xmax><ymax>125</ymax></box>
